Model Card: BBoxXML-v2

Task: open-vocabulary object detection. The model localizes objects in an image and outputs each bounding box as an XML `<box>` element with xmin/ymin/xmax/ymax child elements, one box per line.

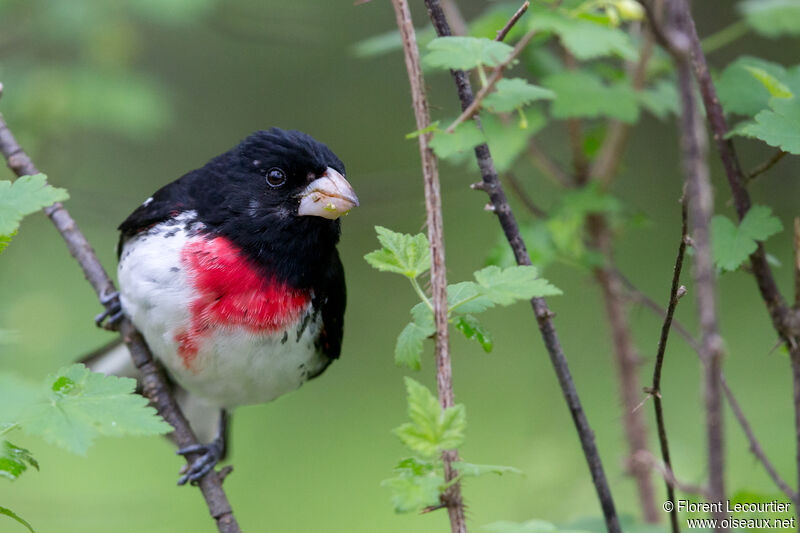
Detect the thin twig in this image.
<box><xmin>0</xmin><ymin>108</ymin><xmax>240</xmax><ymax>532</ymax></box>
<box><xmin>648</xmin><ymin>198</ymin><xmax>688</xmax><ymax>533</ymax></box>
<box><xmin>527</xmin><ymin>139</ymin><xmax>572</xmax><ymax>187</ymax></box>
<box><xmin>746</xmin><ymin>149</ymin><xmax>787</xmax><ymax>184</ymax></box>
<box><xmin>423</xmin><ymin>2</ymin><xmax>622</xmax><ymax>531</ymax></box>
<box><xmin>720</xmin><ymin>375</ymin><xmax>799</xmax><ymax>505</ymax></box>
<box><xmin>495</xmin><ymin>1</ymin><xmax>529</xmax><ymax>42</ymax></box>
<box><xmin>633</xmin><ymin>450</ymin><xmax>707</xmax><ymax>496</ymax></box>
<box><xmin>503</xmin><ymin>172</ymin><xmax>547</xmax><ymax>218</ymax></box>
<box><xmin>667</xmin><ymin>0</ymin><xmax>727</xmax><ymax>525</ymax></box>
<box><xmin>390</xmin><ymin>2</ymin><xmax>466</xmax><ymax>531</ymax></box>
<box><xmin>445</xmin><ymin>29</ymin><xmax>536</xmax><ymax>133</ymax></box>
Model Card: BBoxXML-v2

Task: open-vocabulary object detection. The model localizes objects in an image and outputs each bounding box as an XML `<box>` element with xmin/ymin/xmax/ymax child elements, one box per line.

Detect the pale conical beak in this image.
<box><xmin>297</xmin><ymin>167</ymin><xmax>359</xmax><ymax>219</ymax></box>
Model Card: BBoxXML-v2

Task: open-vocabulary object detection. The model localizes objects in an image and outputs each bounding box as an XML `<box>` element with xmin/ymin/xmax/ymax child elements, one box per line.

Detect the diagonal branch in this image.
<box><xmin>422</xmin><ymin>1</ymin><xmax>622</xmax><ymax>531</ymax></box>
<box><xmin>0</xmin><ymin>100</ymin><xmax>241</xmax><ymax>533</ymax></box>
<box><xmin>390</xmin><ymin>1</ymin><xmax>466</xmax><ymax>531</ymax></box>
<box><xmin>495</xmin><ymin>1</ymin><xmax>529</xmax><ymax>42</ymax></box>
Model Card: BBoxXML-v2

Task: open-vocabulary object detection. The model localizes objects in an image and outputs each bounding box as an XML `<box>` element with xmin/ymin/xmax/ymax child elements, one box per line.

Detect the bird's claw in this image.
<box><xmin>176</xmin><ymin>442</ymin><xmax>223</xmax><ymax>486</ymax></box>
<box><xmin>95</xmin><ymin>291</ymin><xmax>124</xmax><ymax>331</ymax></box>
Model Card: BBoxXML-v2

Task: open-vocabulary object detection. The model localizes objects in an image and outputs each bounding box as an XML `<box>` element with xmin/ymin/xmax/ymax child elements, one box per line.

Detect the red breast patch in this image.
<box><xmin>176</xmin><ymin>237</ymin><xmax>310</xmax><ymax>369</ymax></box>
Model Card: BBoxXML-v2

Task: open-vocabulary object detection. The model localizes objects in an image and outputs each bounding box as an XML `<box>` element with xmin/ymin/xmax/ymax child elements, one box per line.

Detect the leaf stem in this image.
<box><xmin>700</xmin><ymin>19</ymin><xmax>749</xmax><ymax>55</ymax></box>
<box><xmin>411</xmin><ymin>277</ymin><xmax>434</xmax><ymax>311</ymax></box>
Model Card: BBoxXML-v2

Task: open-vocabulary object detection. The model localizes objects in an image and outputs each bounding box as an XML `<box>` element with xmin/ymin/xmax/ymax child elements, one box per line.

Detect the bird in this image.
<box><xmin>89</xmin><ymin>128</ymin><xmax>358</xmax><ymax>485</ymax></box>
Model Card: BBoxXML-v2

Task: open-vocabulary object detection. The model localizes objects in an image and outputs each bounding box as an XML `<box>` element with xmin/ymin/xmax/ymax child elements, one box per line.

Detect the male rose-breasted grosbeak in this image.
<box><xmin>92</xmin><ymin>128</ymin><xmax>358</xmax><ymax>484</ymax></box>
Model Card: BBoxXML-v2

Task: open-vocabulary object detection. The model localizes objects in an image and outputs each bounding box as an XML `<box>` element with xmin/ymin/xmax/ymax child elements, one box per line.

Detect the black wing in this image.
<box><xmin>117</xmin><ymin>171</ymin><xmax>199</xmax><ymax>257</ymax></box>
<box><xmin>309</xmin><ymin>250</ymin><xmax>346</xmax><ymax>379</ymax></box>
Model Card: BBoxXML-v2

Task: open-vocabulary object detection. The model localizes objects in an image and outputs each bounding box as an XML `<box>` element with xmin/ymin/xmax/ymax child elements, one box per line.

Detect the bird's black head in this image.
<box><xmin>197</xmin><ymin>128</ymin><xmax>358</xmax><ymax>286</ymax></box>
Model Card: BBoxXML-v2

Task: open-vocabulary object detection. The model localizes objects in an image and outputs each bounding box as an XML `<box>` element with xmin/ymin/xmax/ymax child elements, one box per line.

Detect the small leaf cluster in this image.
<box><xmin>0</xmin><ymin>174</ymin><xmax>69</xmax><ymax>254</ymax></box>
<box><xmin>365</xmin><ymin>226</ymin><xmax>561</xmax><ymax>370</ymax></box>
<box><xmin>381</xmin><ymin>378</ymin><xmax>520</xmax><ymax>513</ymax></box>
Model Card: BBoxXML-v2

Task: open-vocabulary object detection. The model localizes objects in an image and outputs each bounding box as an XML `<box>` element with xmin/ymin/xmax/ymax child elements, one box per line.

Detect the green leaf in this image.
<box><xmin>484</xmin><ymin>78</ymin><xmax>555</xmax><ymax>113</ymax></box>
<box><xmin>394</xmin><ymin>378</ymin><xmax>466</xmax><ymax>457</ymax></box>
<box><xmin>0</xmin><ymin>174</ymin><xmax>69</xmax><ymax>236</ymax></box>
<box><xmin>454</xmin><ymin>315</ymin><xmax>493</xmax><ymax>352</ymax></box>
<box><xmin>453</xmin><ymin>461</ymin><xmax>522</xmax><ymax>477</ymax></box>
<box><xmin>406</xmin><ymin>121</ymin><xmax>440</xmax><ymax>139</ymax></box>
<box><xmin>0</xmin><ymin>506</ymin><xmax>35</xmax><ymax>533</ymax></box>
<box><xmin>395</xmin><ymin>321</ymin><xmax>434</xmax><ymax>370</ymax></box>
<box><xmin>486</xmin><ymin>222</ymin><xmax>557</xmax><ymax>270</ymax></box>
<box><xmin>0</xmin><ymin>441</ymin><xmax>39</xmax><ymax>481</ymax></box>
<box><xmin>364</xmin><ymin>226</ymin><xmax>431</xmax><ymax>279</ymax></box>
<box><xmin>637</xmin><ymin>79</ymin><xmax>679</xmax><ymax>120</ymax></box>
<box><xmin>712</xmin><ymin>205</ymin><xmax>783</xmax><ymax>272</ymax></box>
<box><xmin>740</xmin><ymin>0</ymin><xmax>800</xmax><ymax>38</ymax></box>
<box><xmin>352</xmin><ymin>27</ymin><xmax>436</xmax><ymax>58</ymax></box>
<box><xmin>447</xmin><ymin>282</ymin><xmax>494</xmax><ymax>314</ymax></box>
<box><xmin>528</xmin><ymin>10</ymin><xmax>637</xmax><ymax>60</ymax></box>
<box><xmin>743</xmin><ymin>66</ymin><xmax>794</xmax><ymax>98</ymax></box>
<box><xmin>17</xmin><ymin>364</ymin><xmax>171</xmax><ymax>455</ymax></box>
<box><xmin>717</xmin><ymin>57</ymin><xmax>800</xmax><ymax>116</ymax></box>
<box><xmin>473</xmin><ymin>265</ymin><xmax>562</xmax><ymax>305</ymax></box>
<box><xmin>423</xmin><ymin>36</ymin><xmax>513</xmax><ymax>71</ymax></box>
<box><xmin>430</xmin><ymin>122</ymin><xmax>486</xmax><ymax>159</ymax></box>
<box><xmin>381</xmin><ymin>471</ymin><xmax>443</xmax><ymax>513</ymax></box>
<box><xmin>0</xmin><ymin>231</ymin><xmax>15</xmax><ymax>255</ymax></box>
<box><xmin>542</xmin><ymin>71</ymin><xmax>639</xmax><ymax>123</ymax></box>
<box><xmin>740</xmin><ymin>98</ymin><xmax>800</xmax><ymax>154</ymax></box>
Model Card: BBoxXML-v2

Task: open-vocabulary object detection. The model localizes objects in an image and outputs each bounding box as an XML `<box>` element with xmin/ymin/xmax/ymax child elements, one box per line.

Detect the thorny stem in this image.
<box><xmin>423</xmin><ymin>1</ymin><xmax>622</xmax><ymax>531</ymax></box>
<box><xmin>669</xmin><ymin>0</ymin><xmax>727</xmax><ymax>526</ymax></box>
<box><xmin>0</xmin><ymin>105</ymin><xmax>241</xmax><ymax>533</ymax></box>
<box><xmin>390</xmin><ymin>1</ymin><xmax>467</xmax><ymax>531</ymax></box>
<box><xmin>649</xmin><ymin>198</ymin><xmax>688</xmax><ymax>533</ymax></box>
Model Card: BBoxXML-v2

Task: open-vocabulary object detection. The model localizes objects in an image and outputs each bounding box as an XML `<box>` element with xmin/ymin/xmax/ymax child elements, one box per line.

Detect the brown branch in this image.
<box><xmin>648</xmin><ymin>198</ymin><xmax>689</xmax><ymax>533</ymax></box>
<box><xmin>720</xmin><ymin>375</ymin><xmax>798</xmax><ymax>504</ymax></box>
<box><xmin>621</xmin><ymin>270</ymin><xmax>798</xmax><ymax>506</ymax></box>
<box><xmin>0</xmin><ymin>97</ymin><xmax>240</xmax><ymax>533</ymax></box>
<box><xmin>495</xmin><ymin>1</ymin><xmax>529</xmax><ymax>42</ymax></box>
<box><xmin>747</xmin><ymin>149</ymin><xmax>787</xmax><ymax>184</ymax></box>
<box><xmin>422</xmin><ymin>2</ymin><xmax>622</xmax><ymax>531</ymax></box>
<box><xmin>650</xmin><ymin>1</ymin><xmax>728</xmax><ymax>525</ymax></box>
<box><xmin>445</xmin><ymin>29</ymin><xmax>536</xmax><ymax>133</ymax></box>
<box><xmin>390</xmin><ymin>2</ymin><xmax>466</xmax><ymax>531</ymax></box>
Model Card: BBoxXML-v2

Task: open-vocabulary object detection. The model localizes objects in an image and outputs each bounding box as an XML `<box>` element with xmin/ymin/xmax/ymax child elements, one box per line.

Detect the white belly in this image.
<box><xmin>117</xmin><ymin>213</ymin><xmax>328</xmax><ymax>408</ymax></box>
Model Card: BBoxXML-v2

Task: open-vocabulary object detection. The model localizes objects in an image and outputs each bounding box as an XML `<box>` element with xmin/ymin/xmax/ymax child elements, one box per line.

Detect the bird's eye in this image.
<box><xmin>266</xmin><ymin>168</ymin><xmax>286</xmax><ymax>187</ymax></box>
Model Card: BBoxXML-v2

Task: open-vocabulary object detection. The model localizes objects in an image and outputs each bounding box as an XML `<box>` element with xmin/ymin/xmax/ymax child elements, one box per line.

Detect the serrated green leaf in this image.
<box><xmin>740</xmin><ymin>0</ymin><xmax>800</xmax><ymax>38</ymax></box>
<box><xmin>393</xmin><ymin>456</ymin><xmax>436</xmax><ymax>476</ymax></box>
<box><xmin>454</xmin><ymin>315</ymin><xmax>493</xmax><ymax>352</ymax></box>
<box><xmin>394</xmin><ymin>378</ymin><xmax>466</xmax><ymax>457</ymax></box>
<box><xmin>381</xmin><ymin>472</ymin><xmax>443</xmax><ymax>513</ymax></box>
<box><xmin>740</xmin><ymin>98</ymin><xmax>800</xmax><ymax>154</ymax></box>
<box><xmin>0</xmin><ymin>506</ymin><xmax>35</xmax><ymax>533</ymax></box>
<box><xmin>528</xmin><ymin>10</ymin><xmax>637</xmax><ymax>60</ymax></box>
<box><xmin>17</xmin><ymin>364</ymin><xmax>171</xmax><ymax>455</ymax></box>
<box><xmin>0</xmin><ymin>174</ymin><xmax>69</xmax><ymax>236</ymax></box>
<box><xmin>744</xmin><ymin>66</ymin><xmax>794</xmax><ymax>98</ymax></box>
<box><xmin>365</xmin><ymin>226</ymin><xmax>431</xmax><ymax>278</ymax></box>
<box><xmin>453</xmin><ymin>461</ymin><xmax>522</xmax><ymax>477</ymax></box>
<box><xmin>473</xmin><ymin>265</ymin><xmax>562</xmax><ymax>305</ymax></box>
<box><xmin>447</xmin><ymin>282</ymin><xmax>494</xmax><ymax>314</ymax></box>
<box><xmin>430</xmin><ymin>122</ymin><xmax>486</xmax><ymax>159</ymax></box>
<box><xmin>423</xmin><ymin>36</ymin><xmax>513</xmax><ymax>70</ymax></box>
<box><xmin>542</xmin><ymin>71</ymin><xmax>639</xmax><ymax>123</ymax></box>
<box><xmin>716</xmin><ymin>57</ymin><xmax>797</xmax><ymax>117</ymax></box>
<box><xmin>395</xmin><ymin>321</ymin><xmax>434</xmax><ymax>370</ymax></box>
<box><xmin>0</xmin><ymin>441</ymin><xmax>38</xmax><ymax>481</ymax></box>
<box><xmin>712</xmin><ymin>205</ymin><xmax>783</xmax><ymax>272</ymax></box>
<box><xmin>484</xmin><ymin>78</ymin><xmax>555</xmax><ymax>113</ymax></box>
<box><xmin>0</xmin><ymin>231</ymin><xmax>15</xmax><ymax>254</ymax></box>
<box><xmin>637</xmin><ymin>79</ymin><xmax>679</xmax><ymax>120</ymax></box>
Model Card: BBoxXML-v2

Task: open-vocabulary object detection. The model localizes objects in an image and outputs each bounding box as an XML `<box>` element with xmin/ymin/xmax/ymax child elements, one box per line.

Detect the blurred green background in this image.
<box><xmin>1</xmin><ymin>1</ymin><xmax>799</xmax><ymax>531</ymax></box>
